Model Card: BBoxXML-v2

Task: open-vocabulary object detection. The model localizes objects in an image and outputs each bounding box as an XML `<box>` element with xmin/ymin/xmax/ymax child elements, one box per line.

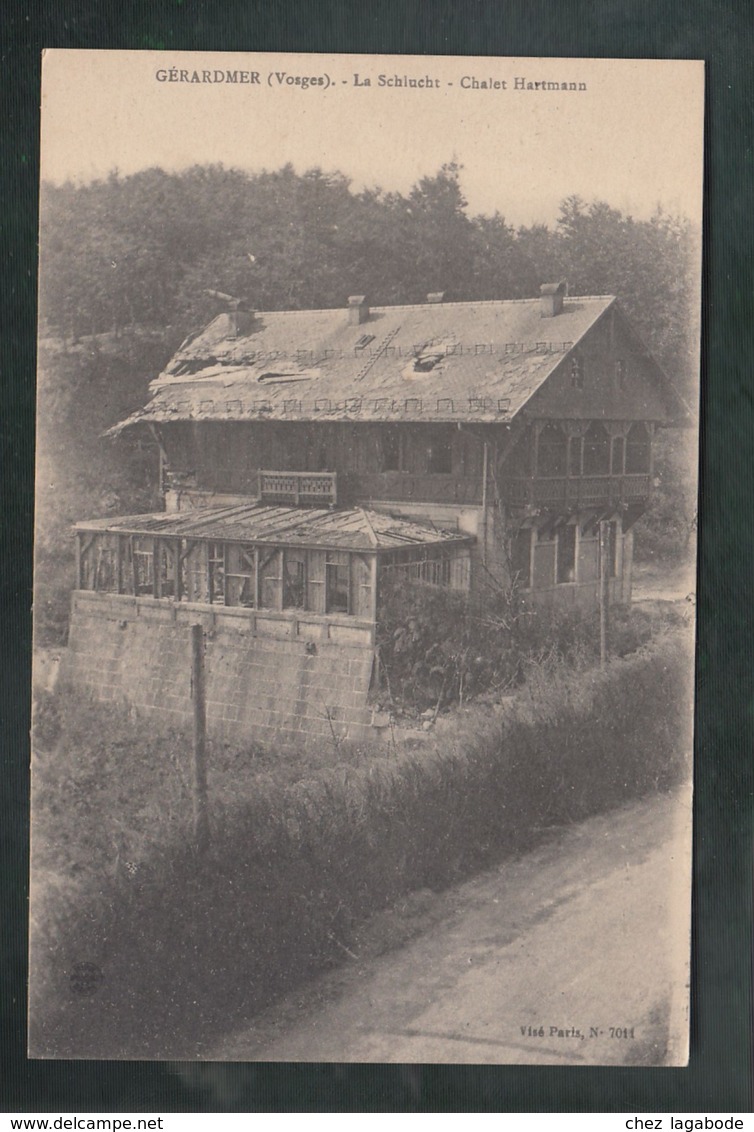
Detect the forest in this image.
<box><xmin>35</xmin><ymin>162</ymin><xmax>700</xmax><ymax>643</ymax></box>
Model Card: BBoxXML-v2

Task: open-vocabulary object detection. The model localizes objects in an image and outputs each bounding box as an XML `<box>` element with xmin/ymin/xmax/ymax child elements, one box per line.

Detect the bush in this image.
<box><xmin>376</xmin><ymin>577</ymin><xmax>676</xmax><ymax>713</ymax></box>
<box><xmin>29</xmin><ymin>630</ymin><xmax>693</xmax><ymax>1057</ymax></box>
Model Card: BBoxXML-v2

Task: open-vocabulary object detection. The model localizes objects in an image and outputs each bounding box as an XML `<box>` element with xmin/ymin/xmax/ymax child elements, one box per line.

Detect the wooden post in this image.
<box><xmin>75</xmin><ymin>532</ymin><xmax>82</xmax><ymax>590</ymax></box>
<box><xmin>598</xmin><ymin>521</ymin><xmax>609</xmax><ymax>667</ymax></box>
<box><xmin>481</xmin><ymin>440</ymin><xmax>489</xmax><ymax>567</ymax></box>
<box><xmin>190</xmin><ymin>623</ymin><xmax>209</xmax><ymax>852</ymax></box>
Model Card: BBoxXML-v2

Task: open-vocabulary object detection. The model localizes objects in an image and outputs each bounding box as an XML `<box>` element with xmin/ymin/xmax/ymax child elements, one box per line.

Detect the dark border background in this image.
<box><xmin>3</xmin><ymin>0</ymin><xmax>752</xmax><ymax>1113</ymax></box>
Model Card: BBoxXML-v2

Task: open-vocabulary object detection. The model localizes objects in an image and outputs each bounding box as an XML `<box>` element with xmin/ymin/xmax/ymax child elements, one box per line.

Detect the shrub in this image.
<box><xmin>376</xmin><ymin>577</ymin><xmax>673</xmax><ymax>713</ymax></box>
<box><xmin>29</xmin><ymin>630</ymin><xmax>693</xmax><ymax>1057</ymax></box>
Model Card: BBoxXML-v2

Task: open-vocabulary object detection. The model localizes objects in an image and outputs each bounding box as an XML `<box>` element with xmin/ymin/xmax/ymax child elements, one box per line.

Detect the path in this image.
<box><xmin>212</xmin><ymin>785</ymin><xmax>692</xmax><ymax>1065</ymax></box>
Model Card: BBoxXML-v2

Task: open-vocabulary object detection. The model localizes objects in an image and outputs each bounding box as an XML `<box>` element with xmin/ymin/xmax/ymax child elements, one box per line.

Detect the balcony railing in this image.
<box><xmin>503</xmin><ymin>474</ymin><xmax>651</xmax><ymax>509</ymax></box>
<box><xmin>258</xmin><ymin>470</ymin><xmax>338</xmax><ymax>506</ymax></box>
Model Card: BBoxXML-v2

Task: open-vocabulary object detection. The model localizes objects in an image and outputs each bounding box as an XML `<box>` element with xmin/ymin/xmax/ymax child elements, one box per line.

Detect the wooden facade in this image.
<box><xmin>92</xmin><ymin>289</ymin><xmax>681</xmax><ymax>613</ymax></box>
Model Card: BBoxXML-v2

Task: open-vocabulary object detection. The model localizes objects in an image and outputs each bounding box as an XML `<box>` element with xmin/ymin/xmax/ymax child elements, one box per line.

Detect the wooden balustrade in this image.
<box><xmin>503</xmin><ymin>474</ymin><xmax>651</xmax><ymax>508</ymax></box>
<box><xmin>258</xmin><ymin>470</ymin><xmax>338</xmax><ymax>505</ymax></box>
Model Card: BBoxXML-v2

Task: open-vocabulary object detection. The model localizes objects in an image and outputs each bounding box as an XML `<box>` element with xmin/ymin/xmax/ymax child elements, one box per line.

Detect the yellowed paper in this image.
<box><xmin>31</xmin><ymin>50</ymin><xmax>702</xmax><ymax>1063</ymax></box>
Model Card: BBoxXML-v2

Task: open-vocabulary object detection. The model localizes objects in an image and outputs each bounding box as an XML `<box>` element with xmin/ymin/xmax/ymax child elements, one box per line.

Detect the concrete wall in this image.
<box><xmin>60</xmin><ymin>591</ymin><xmax>376</xmax><ymax>749</ymax></box>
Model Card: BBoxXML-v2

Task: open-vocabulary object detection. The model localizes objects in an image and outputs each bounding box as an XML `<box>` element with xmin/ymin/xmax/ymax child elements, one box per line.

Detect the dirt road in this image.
<box><xmin>212</xmin><ymin>786</ymin><xmax>692</xmax><ymax>1065</ymax></box>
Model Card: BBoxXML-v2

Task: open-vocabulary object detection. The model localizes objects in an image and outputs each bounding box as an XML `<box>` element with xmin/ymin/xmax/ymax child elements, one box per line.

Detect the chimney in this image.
<box><xmin>347</xmin><ymin>295</ymin><xmax>369</xmax><ymax>325</ymax></box>
<box><xmin>229</xmin><ymin>304</ymin><xmax>255</xmax><ymax>338</ymax></box>
<box><xmin>540</xmin><ymin>281</ymin><xmax>567</xmax><ymax>317</ymax></box>
<box><xmin>427</xmin><ymin>291</ymin><xmax>445</xmax><ymax>304</ymax></box>
<box><xmin>203</xmin><ymin>290</ymin><xmax>255</xmax><ymax>337</ymax></box>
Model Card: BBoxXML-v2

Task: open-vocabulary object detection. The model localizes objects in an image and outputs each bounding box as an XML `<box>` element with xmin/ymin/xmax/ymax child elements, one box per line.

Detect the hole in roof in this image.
<box><xmin>402</xmin><ymin>336</ymin><xmax>457</xmax><ymax>379</ymax></box>
<box><xmin>168</xmin><ymin>357</ymin><xmax>219</xmax><ymax>377</ymax></box>
<box><xmin>257</xmin><ymin>371</ymin><xmax>316</xmax><ymax>385</ymax></box>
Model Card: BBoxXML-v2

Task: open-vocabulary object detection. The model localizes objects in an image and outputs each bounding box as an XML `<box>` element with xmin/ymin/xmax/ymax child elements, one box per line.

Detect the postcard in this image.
<box><xmin>30</xmin><ymin>50</ymin><xmax>703</xmax><ymax>1062</ymax></box>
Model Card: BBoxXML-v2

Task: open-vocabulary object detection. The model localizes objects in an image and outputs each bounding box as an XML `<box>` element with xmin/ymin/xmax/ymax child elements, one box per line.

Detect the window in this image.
<box><xmin>325</xmin><ymin>552</ymin><xmax>350</xmax><ymax>613</ymax></box>
<box><xmin>570</xmin><ymin>355</ymin><xmax>584</xmax><ymax>389</ymax></box>
<box><xmin>626</xmin><ymin>422</ymin><xmax>651</xmax><ymax>474</ymax></box>
<box><xmin>283</xmin><ymin>551</ymin><xmax>306</xmax><ymax>609</ymax></box>
<box><xmin>94</xmin><ymin>537</ymin><xmax>119</xmax><ymax>593</ymax></box>
<box><xmin>557</xmin><ymin>524</ymin><xmax>577</xmax><ymax>584</ymax></box>
<box><xmin>426</xmin><ymin>427</ymin><xmax>453</xmax><ymax>474</ymax></box>
<box><xmin>583</xmin><ymin>423</ymin><xmax>610</xmax><ymax>475</ymax></box>
<box><xmin>259</xmin><ymin>549</ymin><xmax>283</xmax><ymax>610</ymax></box>
<box><xmin>510</xmin><ymin>529</ymin><xmax>532</xmax><ymax>588</ymax></box>
<box><xmin>156</xmin><ymin>540</ymin><xmax>177</xmax><ymax>598</ymax></box>
<box><xmin>537</xmin><ymin>424</ymin><xmax>567</xmax><ymax>476</ymax></box>
<box><xmin>568</xmin><ymin>435</ymin><xmax>583</xmax><ymax>477</ymax></box>
<box><xmin>226</xmin><ymin>544</ymin><xmax>256</xmax><ymax>607</ymax></box>
<box><xmin>611</xmin><ymin>435</ymin><xmax>626</xmax><ymax>476</ymax></box>
<box><xmin>615</xmin><ymin>359</ymin><xmax>627</xmax><ymax>389</ymax></box>
<box><xmin>381</xmin><ymin>427</ymin><xmax>401</xmax><ymax>472</ymax></box>
<box><xmin>208</xmin><ymin>542</ymin><xmax>225</xmax><ymax>604</ymax></box>
<box><xmin>184</xmin><ymin>542</ymin><xmax>210</xmax><ymax>604</ymax></box>
<box><xmin>133</xmin><ymin>538</ymin><xmax>155</xmax><ymax>595</ymax></box>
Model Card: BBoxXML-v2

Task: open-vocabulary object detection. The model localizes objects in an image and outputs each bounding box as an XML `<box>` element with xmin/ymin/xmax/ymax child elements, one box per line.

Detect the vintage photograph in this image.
<box><xmin>30</xmin><ymin>50</ymin><xmax>703</xmax><ymax>1062</ymax></box>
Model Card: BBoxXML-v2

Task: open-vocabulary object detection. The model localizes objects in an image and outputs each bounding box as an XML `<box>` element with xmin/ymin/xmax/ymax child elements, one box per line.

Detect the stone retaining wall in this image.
<box><xmin>60</xmin><ymin>592</ymin><xmax>376</xmax><ymax>748</ymax></box>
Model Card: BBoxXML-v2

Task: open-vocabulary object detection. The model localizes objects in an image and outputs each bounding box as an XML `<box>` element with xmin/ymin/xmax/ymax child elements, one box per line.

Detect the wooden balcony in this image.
<box><xmin>502</xmin><ymin>474</ymin><xmax>651</xmax><ymax>510</ymax></box>
<box><xmin>258</xmin><ymin>470</ymin><xmax>338</xmax><ymax>506</ymax></box>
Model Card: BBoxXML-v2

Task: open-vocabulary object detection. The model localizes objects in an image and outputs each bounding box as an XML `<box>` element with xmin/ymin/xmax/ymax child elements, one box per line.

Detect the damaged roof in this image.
<box><xmin>75</xmin><ymin>502</ymin><xmax>473</xmax><ymax>553</ymax></box>
<box><xmin>108</xmin><ymin>295</ymin><xmax>621</xmax><ymax>432</ymax></box>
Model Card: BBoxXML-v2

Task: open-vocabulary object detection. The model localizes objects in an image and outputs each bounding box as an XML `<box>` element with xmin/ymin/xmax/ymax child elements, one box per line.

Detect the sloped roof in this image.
<box><xmin>75</xmin><ymin>502</ymin><xmax>473</xmax><ymax>553</ymax></box>
<box><xmin>108</xmin><ymin>296</ymin><xmax>619</xmax><ymax>432</ymax></box>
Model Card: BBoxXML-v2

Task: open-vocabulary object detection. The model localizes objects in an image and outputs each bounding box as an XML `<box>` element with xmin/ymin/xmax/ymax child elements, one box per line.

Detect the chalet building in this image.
<box><xmin>64</xmin><ymin>283</ymin><xmax>685</xmax><ymax>746</ymax></box>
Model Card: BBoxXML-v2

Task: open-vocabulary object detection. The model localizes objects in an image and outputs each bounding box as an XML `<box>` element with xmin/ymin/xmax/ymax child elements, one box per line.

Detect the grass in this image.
<box><xmin>29</xmin><ymin>626</ymin><xmax>694</xmax><ymax>1058</ymax></box>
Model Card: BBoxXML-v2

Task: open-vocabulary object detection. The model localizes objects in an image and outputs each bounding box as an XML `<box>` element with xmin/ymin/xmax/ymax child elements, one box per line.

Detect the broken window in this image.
<box><xmin>325</xmin><ymin>552</ymin><xmax>350</xmax><ymax>614</ymax></box>
<box><xmin>133</xmin><ymin>538</ymin><xmax>155</xmax><ymax>596</ymax></box>
<box><xmin>208</xmin><ymin>542</ymin><xmax>225</xmax><ymax>604</ymax></box>
<box><xmin>93</xmin><ymin>535</ymin><xmax>120</xmax><ymax>593</ymax></box>
<box><xmin>183</xmin><ymin>542</ymin><xmax>210</xmax><ymax>604</ymax></box>
<box><xmin>583</xmin><ymin>423</ymin><xmax>610</xmax><ymax>475</ymax></box>
<box><xmin>258</xmin><ymin>549</ymin><xmax>283</xmax><ymax>611</ymax></box>
<box><xmin>568</xmin><ymin>434</ymin><xmax>583</xmax><ymax>477</ymax></box>
<box><xmin>283</xmin><ymin>551</ymin><xmax>306</xmax><ymax>610</ymax></box>
<box><xmin>352</xmin><ymin>555</ymin><xmax>374</xmax><ymax>619</ymax></box>
<box><xmin>226</xmin><ymin>544</ymin><xmax>256</xmax><ymax>607</ymax></box>
<box><xmin>625</xmin><ymin>422</ymin><xmax>651</xmax><ymax>474</ymax></box>
<box><xmin>381</xmin><ymin>427</ymin><xmax>401</xmax><ymax>472</ymax></box>
<box><xmin>426</xmin><ymin>427</ymin><xmax>453</xmax><ymax>474</ymax></box>
<box><xmin>537</xmin><ymin>424</ymin><xmax>567</xmax><ymax>477</ymax></box>
<box><xmin>379</xmin><ymin>548</ymin><xmax>463</xmax><ymax>591</ymax></box>
<box><xmin>556</xmin><ymin>524</ymin><xmax>577</xmax><ymax>584</ymax></box>
<box><xmin>155</xmin><ymin>540</ymin><xmax>178</xmax><ymax>598</ymax></box>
